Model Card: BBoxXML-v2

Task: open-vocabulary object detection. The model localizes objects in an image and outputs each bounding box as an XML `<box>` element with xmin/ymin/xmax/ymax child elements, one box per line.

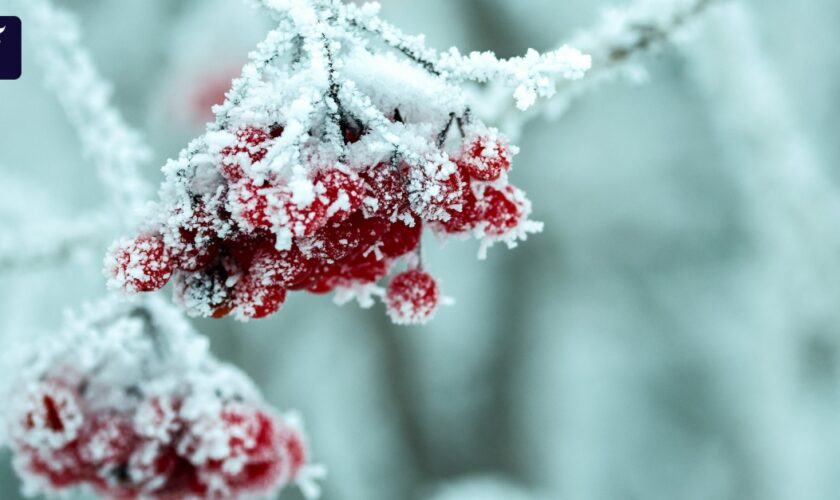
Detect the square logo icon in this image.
<box><xmin>0</xmin><ymin>16</ymin><xmax>22</xmax><ymax>80</ymax></box>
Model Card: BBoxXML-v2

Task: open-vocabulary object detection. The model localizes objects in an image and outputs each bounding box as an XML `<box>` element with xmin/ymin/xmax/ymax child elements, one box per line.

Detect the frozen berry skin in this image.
<box><xmin>232</xmin><ymin>265</ymin><xmax>288</xmax><ymax>321</ymax></box>
<box><xmin>436</xmin><ymin>180</ymin><xmax>478</xmax><ymax>234</ymax></box>
<box><xmin>306</xmin><ymin>251</ymin><xmax>391</xmax><ymax>294</ymax></box>
<box><xmin>457</xmin><ymin>134</ymin><xmax>512</xmax><ymax>181</ymax></box>
<box><xmin>299</xmin><ymin>212</ymin><xmax>386</xmax><ymax>263</ymax></box>
<box><xmin>386</xmin><ymin>270</ymin><xmax>440</xmax><ymax>325</ymax></box>
<box><xmin>380</xmin><ymin>215</ymin><xmax>422</xmax><ymax>258</ymax></box>
<box><xmin>219</xmin><ymin>127</ymin><xmax>271</xmax><ymax>182</ymax></box>
<box><xmin>408</xmin><ymin>161</ymin><xmax>467</xmax><ymax>223</ymax></box>
<box><xmin>360</xmin><ymin>162</ymin><xmax>410</xmax><ymax>220</ymax></box>
<box><xmin>106</xmin><ymin>234</ymin><xmax>174</xmax><ymax>293</ymax></box>
<box><xmin>476</xmin><ymin>185</ymin><xmax>523</xmax><ymax>236</ymax></box>
<box><xmin>314</xmin><ymin>168</ymin><xmax>366</xmax><ymax>223</ymax></box>
<box><xmin>228</xmin><ymin>180</ymin><xmax>272</xmax><ymax>231</ymax></box>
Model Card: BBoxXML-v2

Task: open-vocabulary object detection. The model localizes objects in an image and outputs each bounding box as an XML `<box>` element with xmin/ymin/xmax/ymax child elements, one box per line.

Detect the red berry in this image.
<box><xmin>437</xmin><ymin>180</ymin><xmax>478</xmax><ymax>234</ymax></box>
<box><xmin>457</xmin><ymin>134</ymin><xmax>512</xmax><ymax>181</ymax></box>
<box><xmin>386</xmin><ymin>269</ymin><xmax>440</xmax><ymax>325</ymax></box>
<box><xmin>106</xmin><ymin>234</ymin><xmax>173</xmax><ymax>293</ymax></box>
<box><xmin>220</xmin><ymin>127</ymin><xmax>271</xmax><ymax>182</ymax></box>
<box><xmin>380</xmin><ymin>216</ymin><xmax>422</xmax><ymax>258</ymax></box>
<box><xmin>314</xmin><ymin>168</ymin><xmax>366</xmax><ymax>223</ymax></box>
<box><xmin>408</xmin><ymin>161</ymin><xmax>467</xmax><ymax>223</ymax></box>
<box><xmin>306</xmin><ymin>251</ymin><xmax>390</xmax><ymax>294</ymax></box>
<box><xmin>228</xmin><ymin>180</ymin><xmax>272</xmax><ymax>231</ymax></box>
<box><xmin>360</xmin><ymin>162</ymin><xmax>410</xmax><ymax>220</ymax></box>
<box><xmin>476</xmin><ymin>185</ymin><xmax>523</xmax><ymax>236</ymax></box>
<box><xmin>232</xmin><ymin>249</ymin><xmax>290</xmax><ymax>320</ymax></box>
<box><xmin>299</xmin><ymin>212</ymin><xmax>386</xmax><ymax>263</ymax></box>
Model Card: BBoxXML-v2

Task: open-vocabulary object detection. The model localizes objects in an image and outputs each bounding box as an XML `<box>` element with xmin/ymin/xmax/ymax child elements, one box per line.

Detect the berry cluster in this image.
<box><xmin>106</xmin><ymin>118</ymin><xmax>537</xmax><ymax>325</ymax></box>
<box><xmin>3</xmin><ymin>298</ymin><xmax>316</xmax><ymax>499</ymax></box>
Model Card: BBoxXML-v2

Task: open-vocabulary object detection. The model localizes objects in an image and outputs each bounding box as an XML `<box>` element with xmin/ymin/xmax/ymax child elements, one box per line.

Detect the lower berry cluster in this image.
<box><xmin>2</xmin><ymin>298</ymin><xmax>314</xmax><ymax>499</ymax></box>
<box><xmin>106</xmin><ymin>121</ymin><xmax>538</xmax><ymax>324</ymax></box>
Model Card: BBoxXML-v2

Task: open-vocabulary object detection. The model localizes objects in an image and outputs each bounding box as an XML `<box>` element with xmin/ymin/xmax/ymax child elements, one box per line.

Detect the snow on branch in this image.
<box><xmin>16</xmin><ymin>0</ymin><xmax>152</xmax><ymax>219</ymax></box>
<box><xmin>489</xmin><ymin>0</ymin><xmax>723</xmax><ymax>136</ymax></box>
<box><xmin>0</xmin><ymin>211</ymin><xmax>116</xmax><ymax>274</ymax></box>
<box><xmin>258</xmin><ymin>0</ymin><xmax>592</xmax><ymax>110</ymax></box>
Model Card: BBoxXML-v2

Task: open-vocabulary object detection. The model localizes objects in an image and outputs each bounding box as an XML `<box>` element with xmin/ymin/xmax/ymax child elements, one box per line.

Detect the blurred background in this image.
<box><xmin>3</xmin><ymin>0</ymin><xmax>840</xmax><ymax>499</ymax></box>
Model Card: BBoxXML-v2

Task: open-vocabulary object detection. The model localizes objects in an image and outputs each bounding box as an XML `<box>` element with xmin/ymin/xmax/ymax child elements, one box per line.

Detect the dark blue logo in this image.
<box><xmin>0</xmin><ymin>16</ymin><xmax>21</xmax><ymax>80</ymax></box>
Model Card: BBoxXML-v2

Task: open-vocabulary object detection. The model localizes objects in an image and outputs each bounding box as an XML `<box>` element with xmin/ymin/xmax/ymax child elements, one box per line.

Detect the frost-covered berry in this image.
<box><xmin>106</xmin><ymin>234</ymin><xmax>173</xmax><ymax>292</ymax></box>
<box><xmin>386</xmin><ymin>269</ymin><xmax>440</xmax><ymax>325</ymax></box>
<box><xmin>229</xmin><ymin>180</ymin><xmax>272</xmax><ymax>231</ymax></box>
<box><xmin>314</xmin><ymin>168</ymin><xmax>366</xmax><ymax>222</ymax></box>
<box><xmin>232</xmin><ymin>266</ymin><xmax>288</xmax><ymax>320</ymax></box>
<box><xmin>219</xmin><ymin>127</ymin><xmax>271</xmax><ymax>182</ymax></box>
<box><xmin>408</xmin><ymin>161</ymin><xmax>467</xmax><ymax>223</ymax></box>
<box><xmin>361</xmin><ymin>162</ymin><xmax>410</xmax><ymax>220</ymax></box>
<box><xmin>457</xmin><ymin>133</ymin><xmax>513</xmax><ymax>181</ymax></box>
<box><xmin>380</xmin><ymin>215</ymin><xmax>422</xmax><ymax>258</ymax></box>
<box><xmin>476</xmin><ymin>185</ymin><xmax>524</xmax><ymax>236</ymax></box>
<box><xmin>12</xmin><ymin>382</ymin><xmax>84</xmax><ymax>449</ymax></box>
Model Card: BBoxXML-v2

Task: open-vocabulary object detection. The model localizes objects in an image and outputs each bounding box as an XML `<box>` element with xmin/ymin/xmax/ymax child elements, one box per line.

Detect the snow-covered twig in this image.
<box><xmin>0</xmin><ymin>211</ymin><xmax>117</xmax><ymax>273</ymax></box>
<box><xmin>489</xmin><ymin>0</ymin><xmax>723</xmax><ymax>137</ymax></box>
<box><xmin>15</xmin><ymin>0</ymin><xmax>152</xmax><ymax>220</ymax></box>
<box><xmin>255</xmin><ymin>0</ymin><xmax>591</xmax><ymax>110</ymax></box>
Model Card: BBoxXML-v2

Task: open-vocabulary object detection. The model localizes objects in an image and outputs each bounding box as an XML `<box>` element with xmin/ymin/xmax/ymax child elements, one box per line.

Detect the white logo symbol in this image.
<box><xmin>0</xmin><ymin>26</ymin><xmax>5</xmax><ymax>44</ymax></box>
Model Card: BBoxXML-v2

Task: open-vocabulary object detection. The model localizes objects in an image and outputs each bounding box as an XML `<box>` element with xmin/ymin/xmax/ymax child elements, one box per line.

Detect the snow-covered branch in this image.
<box><xmin>489</xmin><ymin>0</ymin><xmax>723</xmax><ymax>136</ymax></box>
<box><xmin>15</xmin><ymin>0</ymin><xmax>152</xmax><ymax>220</ymax></box>
<box><xmin>257</xmin><ymin>0</ymin><xmax>592</xmax><ymax>110</ymax></box>
<box><xmin>0</xmin><ymin>211</ymin><xmax>116</xmax><ymax>273</ymax></box>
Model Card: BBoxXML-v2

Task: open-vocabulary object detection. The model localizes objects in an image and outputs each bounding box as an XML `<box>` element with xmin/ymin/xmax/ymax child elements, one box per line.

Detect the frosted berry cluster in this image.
<box><xmin>1</xmin><ymin>298</ymin><xmax>318</xmax><ymax>499</ymax></box>
<box><xmin>106</xmin><ymin>118</ymin><xmax>538</xmax><ymax>325</ymax></box>
<box><xmin>103</xmin><ymin>0</ymin><xmax>559</xmax><ymax>324</ymax></box>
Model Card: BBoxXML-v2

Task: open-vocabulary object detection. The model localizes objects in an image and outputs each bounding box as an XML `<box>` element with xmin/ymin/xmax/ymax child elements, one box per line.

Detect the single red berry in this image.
<box><xmin>220</xmin><ymin>127</ymin><xmax>271</xmax><ymax>182</ymax></box>
<box><xmin>386</xmin><ymin>269</ymin><xmax>440</xmax><ymax>325</ymax></box>
<box><xmin>476</xmin><ymin>185</ymin><xmax>523</xmax><ymax>236</ymax></box>
<box><xmin>299</xmin><ymin>212</ymin><xmax>386</xmax><ymax>263</ymax></box>
<box><xmin>380</xmin><ymin>216</ymin><xmax>422</xmax><ymax>258</ymax></box>
<box><xmin>314</xmin><ymin>168</ymin><xmax>366</xmax><ymax>223</ymax></box>
<box><xmin>360</xmin><ymin>162</ymin><xmax>410</xmax><ymax>220</ymax></box>
<box><xmin>457</xmin><ymin>134</ymin><xmax>512</xmax><ymax>181</ymax></box>
<box><xmin>306</xmin><ymin>251</ymin><xmax>390</xmax><ymax>294</ymax></box>
<box><xmin>106</xmin><ymin>234</ymin><xmax>173</xmax><ymax>293</ymax></box>
<box><xmin>228</xmin><ymin>180</ymin><xmax>272</xmax><ymax>231</ymax></box>
<box><xmin>232</xmin><ymin>267</ymin><xmax>288</xmax><ymax>320</ymax></box>
<box><xmin>437</xmin><ymin>180</ymin><xmax>478</xmax><ymax>234</ymax></box>
<box><xmin>408</xmin><ymin>161</ymin><xmax>467</xmax><ymax>223</ymax></box>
